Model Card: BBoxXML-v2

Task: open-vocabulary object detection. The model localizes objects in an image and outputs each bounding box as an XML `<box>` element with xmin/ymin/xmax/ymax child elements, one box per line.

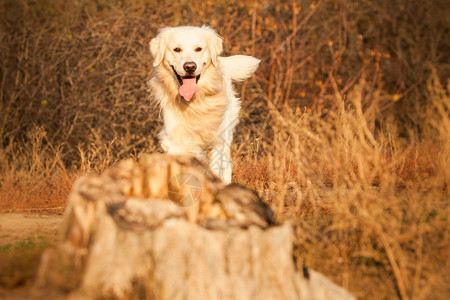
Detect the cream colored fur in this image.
<box><xmin>149</xmin><ymin>26</ymin><xmax>260</xmax><ymax>183</ymax></box>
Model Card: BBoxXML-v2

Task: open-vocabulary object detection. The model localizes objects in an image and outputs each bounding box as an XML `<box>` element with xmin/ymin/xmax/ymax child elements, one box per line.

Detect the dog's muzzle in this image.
<box><xmin>171</xmin><ymin>65</ymin><xmax>200</xmax><ymax>85</ymax></box>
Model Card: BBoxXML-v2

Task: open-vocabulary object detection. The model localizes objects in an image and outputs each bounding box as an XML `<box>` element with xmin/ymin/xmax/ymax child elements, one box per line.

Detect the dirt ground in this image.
<box><xmin>0</xmin><ymin>212</ymin><xmax>65</xmax><ymax>299</ymax></box>
<box><xmin>0</xmin><ymin>213</ymin><xmax>64</xmax><ymax>246</ymax></box>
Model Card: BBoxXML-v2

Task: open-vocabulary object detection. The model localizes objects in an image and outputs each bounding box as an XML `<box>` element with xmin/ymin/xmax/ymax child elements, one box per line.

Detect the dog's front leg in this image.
<box><xmin>210</xmin><ymin>145</ymin><xmax>232</xmax><ymax>183</ymax></box>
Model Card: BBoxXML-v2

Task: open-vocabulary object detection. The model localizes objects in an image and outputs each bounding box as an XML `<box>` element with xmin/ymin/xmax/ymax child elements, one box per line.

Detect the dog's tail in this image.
<box><xmin>218</xmin><ymin>55</ymin><xmax>260</xmax><ymax>82</ymax></box>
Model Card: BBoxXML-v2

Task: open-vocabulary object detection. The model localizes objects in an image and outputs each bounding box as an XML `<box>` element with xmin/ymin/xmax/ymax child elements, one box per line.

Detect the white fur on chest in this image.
<box><xmin>159</xmin><ymin>79</ymin><xmax>234</xmax><ymax>159</ymax></box>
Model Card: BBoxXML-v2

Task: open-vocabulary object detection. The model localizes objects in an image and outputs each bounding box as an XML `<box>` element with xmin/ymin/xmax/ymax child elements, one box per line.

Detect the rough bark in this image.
<box><xmin>35</xmin><ymin>154</ymin><xmax>355</xmax><ymax>300</ymax></box>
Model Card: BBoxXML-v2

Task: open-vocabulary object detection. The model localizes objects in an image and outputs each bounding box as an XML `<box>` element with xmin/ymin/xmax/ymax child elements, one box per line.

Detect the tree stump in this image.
<box><xmin>35</xmin><ymin>154</ymin><xmax>355</xmax><ymax>300</ymax></box>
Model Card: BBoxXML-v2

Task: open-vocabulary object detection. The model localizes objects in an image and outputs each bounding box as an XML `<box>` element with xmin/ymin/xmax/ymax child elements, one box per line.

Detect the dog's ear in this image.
<box><xmin>203</xmin><ymin>26</ymin><xmax>223</xmax><ymax>67</ymax></box>
<box><xmin>150</xmin><ymin>28</ymin><xmax>170</xmax><ymax>67</ymax></box>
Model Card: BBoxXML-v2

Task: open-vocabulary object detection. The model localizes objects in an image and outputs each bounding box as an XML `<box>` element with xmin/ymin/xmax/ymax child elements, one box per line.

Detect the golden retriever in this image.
<box><xmin>148</xmin><ymin>26</ymin><xmax>260</xmax><ymax>183</ymax></box>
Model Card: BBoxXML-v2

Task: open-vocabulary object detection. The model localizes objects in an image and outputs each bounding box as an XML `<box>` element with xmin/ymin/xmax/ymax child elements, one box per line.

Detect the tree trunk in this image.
<box><xmin>35</xmin><ymin>154</ymin><xmax>355</xmax><ymax>300</ymax></box>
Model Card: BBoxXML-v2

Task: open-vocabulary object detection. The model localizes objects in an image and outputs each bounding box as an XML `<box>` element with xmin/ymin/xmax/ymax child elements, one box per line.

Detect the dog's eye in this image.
<box><xmin>195</xmin><ymin>47</ymin><xmax>203</xmax><ymax>52</ymax></box>
<box><xmin>173</xmin><ymin>47</ymin><xmax>182</xmax><ymax>53</ymax></box>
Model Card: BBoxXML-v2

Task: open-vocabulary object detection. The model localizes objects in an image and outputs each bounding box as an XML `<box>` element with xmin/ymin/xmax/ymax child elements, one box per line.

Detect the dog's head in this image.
<box><xmin>150</xmin><ymin>26</ymin><xmax>223</xmax><ymax>101</ymax></box>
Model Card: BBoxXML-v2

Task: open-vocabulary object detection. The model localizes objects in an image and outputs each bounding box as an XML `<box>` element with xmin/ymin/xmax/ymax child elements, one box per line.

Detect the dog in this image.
<box><xmin>148</xmin><ymin>26</ymin><xmax>260</xmax><ymax>183</ymax></box>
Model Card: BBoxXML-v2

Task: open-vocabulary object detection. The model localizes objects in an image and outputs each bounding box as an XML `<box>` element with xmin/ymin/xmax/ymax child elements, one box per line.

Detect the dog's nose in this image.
<box><xmin>183</xmin><ymin>62</ymin><xmax>197</xmax><ymax>74</ymax></box>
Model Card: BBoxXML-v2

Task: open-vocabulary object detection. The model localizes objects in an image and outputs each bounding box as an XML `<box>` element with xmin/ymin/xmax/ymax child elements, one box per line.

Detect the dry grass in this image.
<box><xmin>234</xmin><ymin>72</ymin><xmax>450</xmax><ymax>299</ymax></box>
<box><xmin>1</xmin><ymin>0</ymin><xmax>449</xmax><ymax>299</ymax></box>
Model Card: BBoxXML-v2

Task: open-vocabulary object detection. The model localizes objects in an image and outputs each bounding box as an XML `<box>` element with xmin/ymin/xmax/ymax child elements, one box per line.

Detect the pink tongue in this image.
<box><xmin>179</xmin><ymin>77</ymin><xmax>199</xmax><ymax>101</ymax></box>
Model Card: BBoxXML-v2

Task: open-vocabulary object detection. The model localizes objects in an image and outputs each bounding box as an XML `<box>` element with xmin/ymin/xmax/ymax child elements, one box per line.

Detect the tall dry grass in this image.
<box><xmin>1</xmin><ymin>0</ymin><xmax>449</xmax><ymax>298</ymax></box>
<box><xmin>234</xmin><ymin>71</ymin><xmax>450</xmax><ymax>299</ymax></box>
